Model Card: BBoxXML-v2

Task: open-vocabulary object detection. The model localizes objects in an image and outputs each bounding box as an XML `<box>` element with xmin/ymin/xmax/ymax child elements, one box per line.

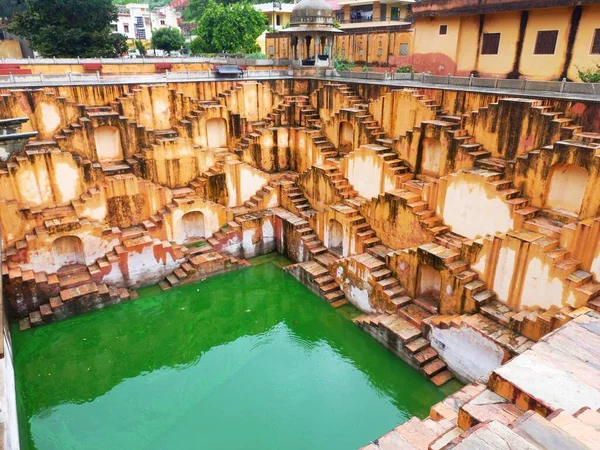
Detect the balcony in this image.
<box><xmin>337</xmin><ymin>17</ymin><xmax>413</xmax><ymax>29</ymax></box>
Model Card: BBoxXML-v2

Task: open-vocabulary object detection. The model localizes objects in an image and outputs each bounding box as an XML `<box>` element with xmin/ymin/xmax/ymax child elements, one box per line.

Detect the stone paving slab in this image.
<box><xmin>492</xmin><ymin>310</ymin><xmax>600</xmax><ymax>415</ymax></box>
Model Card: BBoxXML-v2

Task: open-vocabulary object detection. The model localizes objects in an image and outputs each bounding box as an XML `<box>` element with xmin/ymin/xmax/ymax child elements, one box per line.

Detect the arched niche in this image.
<box><xmin>94</xmin><ymin>126</ymin><xmax>123</xmax><ymax>161</ymax></box>
<box><xmin>206</xmin><ymin>118</ymin><xmax>228</xmax><ymax>149</ymax></box>
<box><xmin>416</xmin><ymin>263</ymin><xmax>441</xmax><ymax>305</ymax></box>
<box><xmin>421</xmin><ymin>137</ymin><xmax>442</xmax><ymax>177</ymax></box>
<box><xmin>52</xmin><ymin>235</ymin><xmax>85</xmax><ymax>268</ymax></box>
<box><xmin>339</xmin><ymin>121</ymin><xmax>354</xmax><ymax>154</ymax></box>
<box><xmin>544</xmin><ymin>163</ymin><xmax>588</xmax><ymax>216</ymax></box>
<box><xmin>327</xmin><ymin>219</ymin><xmax>344</xmax><ymax>256</ymax></box>
<box><xmin>181</xmin><ymin>211</ymin><xmax>206</xmax><ymax>243</ymax></box>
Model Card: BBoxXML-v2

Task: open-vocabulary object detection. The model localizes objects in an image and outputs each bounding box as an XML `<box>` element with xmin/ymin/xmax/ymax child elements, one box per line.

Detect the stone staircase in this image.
<box><xmin>353</xmin><ymin>312</ymin><xmax>454</xmax><ymax>386</ymax></box>
<box><xmin>158</xmin><ymin>250</ymin><xmax>249</xmax><ymax>291</ymax></box>
<box><xmin>17</xmin><ymin>262</ymin><xmax>134</xmax><ymax>330</ymax></box>
<box><xmin>364</xmin><ymin>379</ymin><xmax>600</xmax><ymax>449</ymax></box>
<box><xmin>280</xmin><ymin>180</ymin><xmax>318</xmax><ymax>220</ymax></box>
<box><xmin>273</xmin><ymin>207</ymin><xmax>348</xmax><ymax>307</ymax></box>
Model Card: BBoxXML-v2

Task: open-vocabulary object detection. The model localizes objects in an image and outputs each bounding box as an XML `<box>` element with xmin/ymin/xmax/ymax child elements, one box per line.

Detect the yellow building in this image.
<box><xmin>256</xmin><ymin>2</ymin><xmax>296</xmax><ymax>55</ymax></box>
<box><xmin>265</xmin><ymin>0</ymin><xmax>600</xmax><ymax>80</ymax></box>
<box><xmin>267</xmin><ymin>0</ymin><xmax>415</xmax><ymax>67</ymax></box>
<box><xmin>411</xmin><ymin>0</ymin><xmax>600</xmax><ymax>80</ymax></box>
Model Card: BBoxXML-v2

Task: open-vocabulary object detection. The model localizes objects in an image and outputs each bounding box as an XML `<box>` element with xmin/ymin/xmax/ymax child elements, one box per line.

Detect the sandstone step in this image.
<box><xmin>447</xmin><ymin>420</ymin><xmax>540</xmax><ymax>450</ymax></box>
<box><xmin>331</xmin><ymin>299</ymin><xmax>348</xmax><ymax>308</ymax></box>
<box><xmin>388</xmin><ymin>296</ymin><xmax>412</xmax><ymax>311</ymax></box>
<box><xmin>384</xmin><ymin>316</ymin><xmax>422</xmax><ymax>343</ymax></box>
<box><xmin>320</xmin><ymin>282</ymin><xmax>339</xmax><ymax>294</ymax></box>
<box><xmin>413</xmin><ymin>346</ymin><xmax>438</xmax><ymax>366</ymax></box>
<box><xmin>58</xmin><ymin>271</ymin><xmax>92</xmax><ymax>289</ymax></box>
<box><xmin>371</xmin><ymin>268</ymin><xmax>392</xmax><ymax>281</ymax></box>
<box><xmin>19</xmin><ymin>317</ymin><xmax>31</xmax><ymax>331</ymax></box>
<box><xmin>431</xmin><ymin>370</ymin><xmax>454</xmax><ymax>387</ymax></box>
<box><xmin>430</xmin><ymin>383</ymin><xmax>487</xmax><ymax>423</ymax></box>
<box><xmin>413</xmin><ymin>296</ymin><xmax>438</xmax><ymax>314</ymax></box>
<box><xmin>405</xmin><ymin>337</ymin><xmax>430</xmax><ymax>354</ymax></box>
<box><xmin>429</xmin><ymin>426</ymin><xmax>462</xmax><ymax>450</ymax></box>
<box><xmin>423</xmin><ymin>358</ymin><xmax>447</xmax><ymax>377</ymax></box>
<box><xmin>574</xmin><ymin>407</ymin><xmax>600</xmax><ymax>431</ymax></box>
<box><xmin>480</xmin><ymin>299</ymin><xmax>515</xmax><ymax>326</ymax></box>
<box><xmin>512</xmin><ymin>410</ymin><xmax>589</xmax><ymax>450</ymax></box>
<box><xmin>314</xmin><ymin>275</ymin><xmax>334</xmax><ymax>285</ymax></box>
<box><xmin>383</xmin><ymin>285</ymin><xmax>406</xmax><ymax>299</ymax></box>
<box><xmin>377</xmin><ymin>277</ymin><xmax>399</xmax><ymax>290</ymax></box>
<box><xmin>325</xmin><ymin>290</ymin><xmax>344</xmax><ymax>302</ymax></box>
<box><xmin>399</xmin><ymin>303</ymin><xmax>433</xmax><ymax>328</ymax></box>
<box><xmin>458</xmin><ymin>389</ymin><xmax>523</xmax><ymax>430</ymax></box>
<box><xmin>548</xmin><ymin>409</ymin><xmax>600</xmax><ymax>448</ymax></box>
<box><xmin>166</xmin><ymin>274</ymin><xmax>179</xmax><ymax>286</ymax></box>
<box><xmin>59</xmin><ymin>281</ymin><xmax>99</xmax><ymax>302</ymax></box>
<box><xmin>378</xmin><ymin>417</ymin><xmax>449</xmax><ymax>450</ymax></box>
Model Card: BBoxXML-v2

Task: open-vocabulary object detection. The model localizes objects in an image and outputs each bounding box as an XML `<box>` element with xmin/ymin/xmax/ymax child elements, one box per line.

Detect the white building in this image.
<box><xmin>253</xmin><ymin>2</ymin><xmax>296</xmax><ymax>31</ymax></box>
<box><xmin>112</xmin><ymin>3</ymin><xmax>180</xmax><ymax>41</ymax></box>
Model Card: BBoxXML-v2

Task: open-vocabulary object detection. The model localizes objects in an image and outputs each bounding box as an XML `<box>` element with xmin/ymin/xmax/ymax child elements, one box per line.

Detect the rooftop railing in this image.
<box><xmin>0</xmin><ymin>56</ymin><xmax>292</xmax><ymax>66</ymax></box>
<box><xmin>0</xmin><ymin>66</ymin><xmax>598</xmax><ymax>98</ymax></box>
<box><xmin>337</xmin><ymin>71</ymin><xmax>600</xmax><ymax>96</ymax></box>
<box><xmin>0</xmin><ymin>69</ymin><xmax>296</xmax><ymax>87</ymax></box>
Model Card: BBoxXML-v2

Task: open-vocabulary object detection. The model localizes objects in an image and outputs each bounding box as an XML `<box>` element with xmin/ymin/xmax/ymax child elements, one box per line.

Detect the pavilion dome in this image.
<box><xmin>290</xmin><ymin>0</ymin><xmax>335</xmax><ymax>26</ymax></box>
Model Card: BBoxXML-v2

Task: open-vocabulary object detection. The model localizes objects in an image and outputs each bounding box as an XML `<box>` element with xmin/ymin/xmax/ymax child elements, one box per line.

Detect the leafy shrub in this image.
<box><xmin>577</xmin><ymin>63</ymin><xmax>600</xmax><ymax>83</ymax></box>
<box><xmin>396</xmin><ymin>65</ymin><xmax>413</xmax><ymax>73</ymax></box>
<box><xmin>333</xmin><ymin>56</ymin><xmax>355</xmax><ymax>72</ymax></box>
<box><xmin>362</xmin><ymin>65</ymin><xmax>372</xmax><ymax>72</ymax></box>
<box><xmin>245</xmin><ymin>51</ymin><xmax>267</xmax><ymax>59</ymax></box>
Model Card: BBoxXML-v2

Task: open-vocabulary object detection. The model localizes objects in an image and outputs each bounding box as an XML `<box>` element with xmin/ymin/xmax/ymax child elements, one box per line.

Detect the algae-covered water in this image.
<box><xmin>13</xmin><ymin>254</ymin><xmax>455</xmax><ymax>450</ymax></box>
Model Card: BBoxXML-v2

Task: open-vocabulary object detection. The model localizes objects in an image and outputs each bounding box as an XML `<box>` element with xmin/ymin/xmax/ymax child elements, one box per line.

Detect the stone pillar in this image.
<box><xmin>298</xmin><ymin>37</ymin><xmax>303</xmax><ymax>61</ymax></box>
<box><xmin>343</xmin><ymin>5</ymin><xmax>351</xmax><ymax>23</ymax></box>
<box><xmin>315</xmin><ymin>36</ymin><xmax>321</xmax><ymax>58</ymax></box>
<box><xmin>373</xmin><ymin>2</ymin><xmax>381</xmax><ymax>21</ymax></box>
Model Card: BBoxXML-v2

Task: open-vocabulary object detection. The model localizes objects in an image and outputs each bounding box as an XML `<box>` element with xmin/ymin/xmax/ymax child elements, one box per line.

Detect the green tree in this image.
<box><xmin>134</xmin><ymin>39</ymin><xmax>147</xmax><ymax>56</ymax></box>
<box><xmin>8</xmin><ymin>0</ymin><xmax>127</xmax><ymax>57</ymax></box>
<box><xmin>0</xmin><ymin>0</ymin><xmax>26</xmax><ymax>21</ymax></box>
<box><xmin>184</xmin><ymin>0</ymin><xmax>235</xmax><ymax>22</ymax></box>
<box><xmin>151</xmin><ymin>27</ymin><xmax>185</xmax><ymax>55</ymax></box>
<box><xmin>190</xmin><ymin>1</ymin><xmax>267</xmax><ymax>54</ymax></box>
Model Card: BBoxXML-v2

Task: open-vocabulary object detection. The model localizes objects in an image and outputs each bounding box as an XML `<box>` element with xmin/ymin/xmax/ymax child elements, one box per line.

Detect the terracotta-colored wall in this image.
<box><xmin>0</xmin><ymin>40</ymin><xmax>23</xmax><ymax>59</ymax></box>
<box><xmin>411</xmin><ymin>4</ymin><xmax>600</xmax><ymax>80</ymax></box>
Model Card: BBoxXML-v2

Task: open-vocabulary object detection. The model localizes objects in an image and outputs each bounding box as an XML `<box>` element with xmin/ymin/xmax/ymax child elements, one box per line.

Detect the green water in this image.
<box><xmin>13</xmin><ymin>255</ymin><xmax>455</xmax><ymax>450</ymax></box>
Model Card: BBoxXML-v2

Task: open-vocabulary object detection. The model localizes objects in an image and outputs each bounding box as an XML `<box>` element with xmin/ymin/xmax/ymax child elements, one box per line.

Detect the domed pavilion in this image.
<box><xmin>286</xmin><ymin>0</ymin><xmax>342</xmax><ymax>67</ymax></box>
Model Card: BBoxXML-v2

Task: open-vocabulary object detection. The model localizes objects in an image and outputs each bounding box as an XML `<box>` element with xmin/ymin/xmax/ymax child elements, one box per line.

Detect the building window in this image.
<box><xmin>399</xmin><ymin>43</ymin><xmax>409</xmax><ymax>55</ymax></box>
<box><xmin>534</xmin><ymin>30</ymin><xmax>558</xmax><ymax>55</ymax></box>
<box><xmin>439</xmin><ymin>25</ymin><xmax>448</xmax><ymax>35</ymax></box>
<box><xmin>481</xmin><ymin>33</ymin><xmax>501</xmax><ymax>55</ymax></box>
<box><xmin>591</xmin><ymin>28</ymin><xmax>600</xmax><ymax>54</ymax></box>
<box><xmin>276</xmin><ymin>15</ymin><xmax>281</xmax><ymax>26</ymax></box>
<box><xmin>269</xmin><ymin>46</ymin><xmax>274</xmax><ymax>56</ymax></box>
<box><xmin>111</xmin><ymin>24</ymin><xmax>118</xmax><ymax>32</ymax></box>
<box><xmin>160</xmin><ymin>20</ymin><xmax>165</xmax><ymax>25</ymax></box>
<box><xmin>124</xmin><ymin>24</ymin><xmax>129</xmax><ymax>34</ymax></box>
